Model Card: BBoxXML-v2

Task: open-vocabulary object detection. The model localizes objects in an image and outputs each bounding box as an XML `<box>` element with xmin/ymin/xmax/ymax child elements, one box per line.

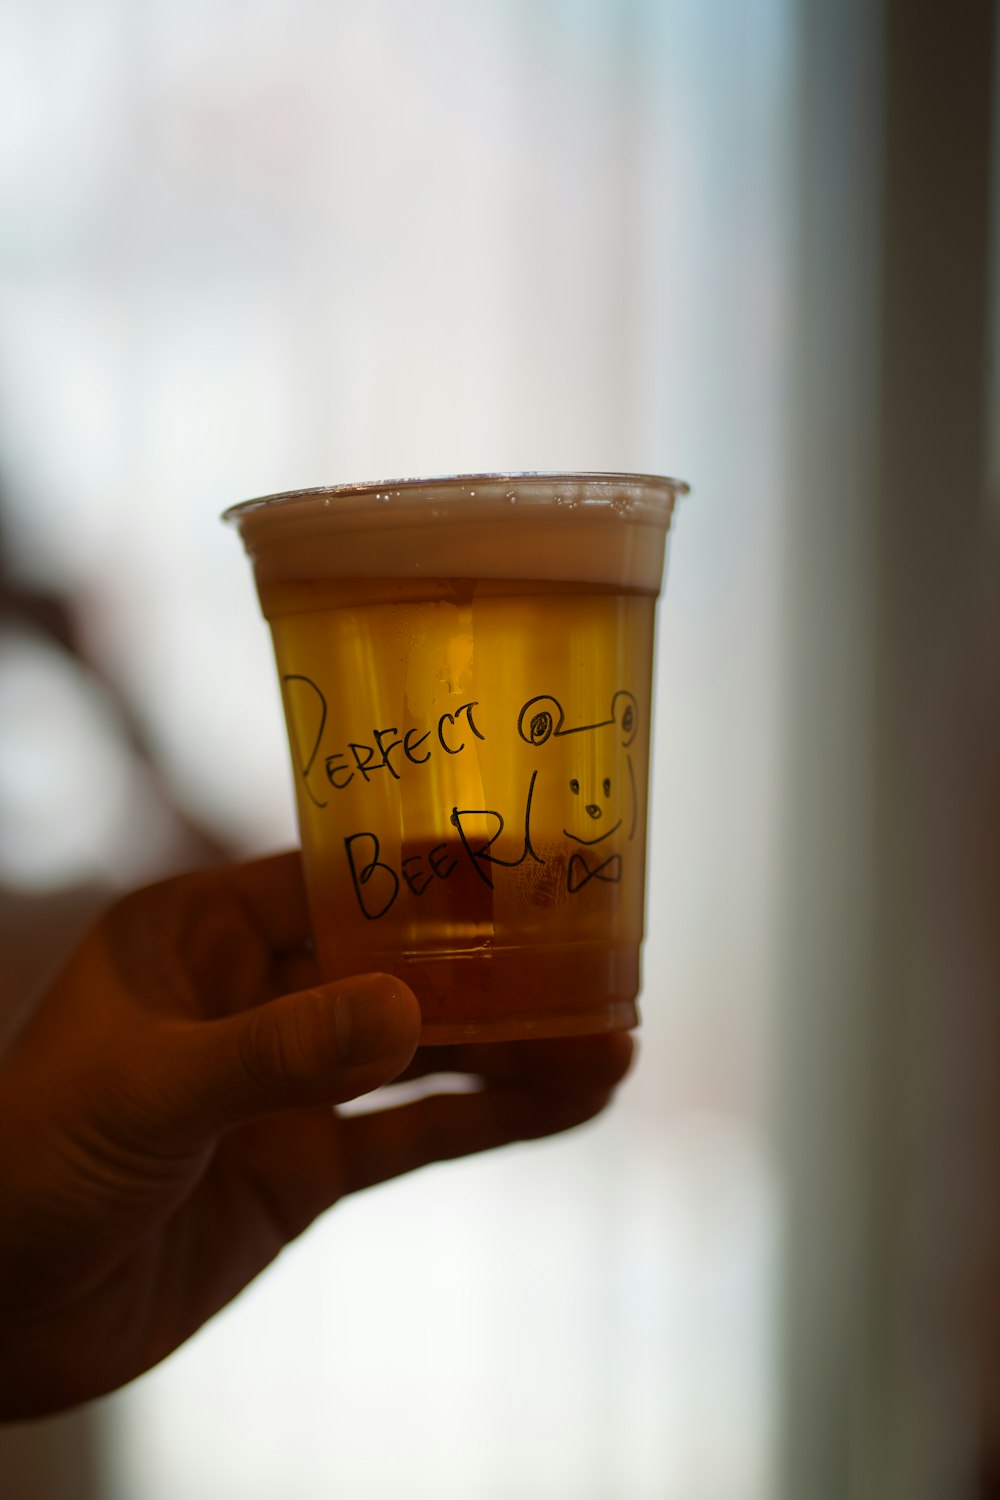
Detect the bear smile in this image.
<box><xmin>563</xmin><ymin>819</ymin><xmax>622</xmax><ymax>846</ymax></box>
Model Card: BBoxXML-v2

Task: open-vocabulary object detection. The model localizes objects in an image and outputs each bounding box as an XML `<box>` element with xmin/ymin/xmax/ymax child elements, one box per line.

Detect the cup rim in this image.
<box><xmin>222</xmin><ymin>470</ymin><xmax>690</xmax><ymax>523</ymax></box>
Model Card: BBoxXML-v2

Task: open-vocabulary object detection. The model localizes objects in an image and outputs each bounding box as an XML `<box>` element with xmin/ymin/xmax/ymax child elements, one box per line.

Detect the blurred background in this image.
<box><xmin>0</xmin><ymin>1</ymin><xmax>996</xmax><ymax>1498</ymax></box>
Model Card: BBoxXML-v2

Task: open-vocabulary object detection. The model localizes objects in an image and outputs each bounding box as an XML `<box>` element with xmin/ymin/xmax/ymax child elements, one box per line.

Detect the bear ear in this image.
<box><xmin>518</xmin><ymin>694</ymin><xmax>564</xmax><ymax>746</ymax></box>
<box><xmin>611</xmin><ymin>690</ymin><xmax>639</xmax><ymax>747</ymax></box>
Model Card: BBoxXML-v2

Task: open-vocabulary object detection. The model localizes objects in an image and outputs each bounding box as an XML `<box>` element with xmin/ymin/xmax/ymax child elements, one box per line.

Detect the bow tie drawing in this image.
<box><xmin>567</xmin><ymin>852</ymin><xmax>622</xmax><ymax>893</ymax></box>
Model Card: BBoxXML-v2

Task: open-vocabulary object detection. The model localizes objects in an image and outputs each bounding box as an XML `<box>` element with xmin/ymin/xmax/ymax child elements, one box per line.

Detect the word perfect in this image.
<box><xmin>282</xmin><ymin>673</ymin><xmax>485</xmax><ymax>807</ymax></box>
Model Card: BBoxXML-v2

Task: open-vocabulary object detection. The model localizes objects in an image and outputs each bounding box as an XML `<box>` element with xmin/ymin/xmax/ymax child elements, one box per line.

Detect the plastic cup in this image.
<box><xmin>225</xmin><ymin>472</ymin><xmax>686</xmax><ymax>1044</ymax></box>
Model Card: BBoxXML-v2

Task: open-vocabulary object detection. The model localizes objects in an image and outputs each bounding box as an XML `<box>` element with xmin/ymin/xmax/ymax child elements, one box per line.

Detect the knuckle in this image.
<box><xmin>236</xmin><ymin>1007</ymin><xmax>285</xmax><ymax>1095</ymax></box>
<box><xmin>236</xmin><ymin>997</ymin><xmax>330</xmax><ymax>1098</ymax></box>
<box><xmin>281</xmin><ymin>993</ymin><xmax>334</xmax><ymax>1084</ymax></box>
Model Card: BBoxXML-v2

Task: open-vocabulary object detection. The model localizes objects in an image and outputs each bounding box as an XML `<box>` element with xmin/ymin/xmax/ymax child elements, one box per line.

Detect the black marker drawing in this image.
<box><xmin>518</xmin><ymin>689</ymin><xmax>639</xmax><ymax>896</ymax></box>
<box><xmin>567</xmin><ymin>852</ymin><xmax>622</xmax><ymax>893</ymax></box>
<box><xmin>282</xmin><ymin>674</ymin><xmax>329</xmax><ymax>809</ymax></box>
<box><xmin>450</xmin><ymin>768</ymin><xmax>542</xmax><ymax>889</ymax></box>
<box><xmin>343</xmin><ymin>831</ymin><xmax>399</xmax><ymax>919</ymax></box>
<box><xmin>281</xmin><ymin>674</ymin><xmax>485</xmax><ymax>803</ymax></box>
<box><xmin>325</xmin><ymin>684</ymin><xmax>641</xmax><ymax>920</ymax></box>
<box><xmin>438</xmin><ymin>701</ymin><xmax>486</xmax><ymax>755</ymax></box>
<box><xmin>517</xmin><ymin>689</ymin><xmax>639</xmax><ymax>748</ymax></box>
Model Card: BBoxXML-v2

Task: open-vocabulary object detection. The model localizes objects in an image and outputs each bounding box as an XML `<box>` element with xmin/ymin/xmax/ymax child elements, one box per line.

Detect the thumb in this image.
<box><xmin>160</xmin><ymin>974</ymin><xmax>421</xmax><ymax>1141</ymax></box>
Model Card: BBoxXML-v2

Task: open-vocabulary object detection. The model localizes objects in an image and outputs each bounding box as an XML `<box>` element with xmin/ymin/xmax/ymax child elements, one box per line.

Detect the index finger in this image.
<box><xmin>125</xmin><ymin>849</ymin><xmax>313</xmax><ymax>955</ymax></box>
<box><xmin>104</xmin><ymin>851</ymin><xmax>315</xmax><ymax>1020</ymax></box>
<box><xmin>215</xmin><ymin>850</ymin><xmax>312</xmax><ymax>951</ymax></box>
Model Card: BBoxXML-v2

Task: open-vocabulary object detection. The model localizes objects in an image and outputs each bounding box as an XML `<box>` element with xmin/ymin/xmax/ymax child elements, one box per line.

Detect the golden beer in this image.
<box><xmin>227</xmin><ymin>475</ymin><xmax>684</xmax><ymax>1043</ymax></box>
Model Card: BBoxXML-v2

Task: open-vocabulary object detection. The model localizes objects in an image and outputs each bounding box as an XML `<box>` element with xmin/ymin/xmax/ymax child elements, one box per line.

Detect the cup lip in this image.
<box><xmin>222</xmin><ymin>470</ymin><xmax>690</xmax><ymax>523</ymax></box>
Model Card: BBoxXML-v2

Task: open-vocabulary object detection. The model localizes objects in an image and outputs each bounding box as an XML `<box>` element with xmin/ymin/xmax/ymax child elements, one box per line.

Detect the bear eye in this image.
<box><xmin>569</xmin><ymin>778</ymin><xmax>580</xmax><ymax>795</ymax></box>
<box><xmin>603</xmin><ymin>777</ymin><xmax>611</xmax><ymax>796</ymax></box>
<box><xmin>530</xmin><ymin>710</ymin><xmax>552</xmax><ymax>743</ymax></box>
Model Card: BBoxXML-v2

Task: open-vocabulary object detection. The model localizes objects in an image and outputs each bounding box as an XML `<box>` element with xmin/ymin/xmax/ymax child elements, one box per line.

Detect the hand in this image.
<box><xmin>0</xmin><ymin>852</ymin><xmax>632</xmax><ymax>1420</ymax></box>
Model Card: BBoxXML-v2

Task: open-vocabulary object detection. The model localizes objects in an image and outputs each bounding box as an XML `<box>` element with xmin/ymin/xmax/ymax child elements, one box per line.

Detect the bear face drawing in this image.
<box><xmin>517</xmin><ymin>690</ymin><xmax>639</xmax><ymax>893</ymax></box>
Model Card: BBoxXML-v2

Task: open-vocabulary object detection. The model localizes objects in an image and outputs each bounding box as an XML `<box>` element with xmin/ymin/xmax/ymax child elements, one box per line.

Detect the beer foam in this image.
<box><xmin>225</xmin><ymin>472</ymin><xmax>686</xmax><ymax>595</ymax></box>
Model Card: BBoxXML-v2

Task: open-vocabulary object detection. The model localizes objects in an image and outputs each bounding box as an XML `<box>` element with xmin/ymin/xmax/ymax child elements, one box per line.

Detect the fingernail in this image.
<box><xmin>334</xmin><ymin>975</ymin><xmax>413</xmax><ymax>1067</ymax></box>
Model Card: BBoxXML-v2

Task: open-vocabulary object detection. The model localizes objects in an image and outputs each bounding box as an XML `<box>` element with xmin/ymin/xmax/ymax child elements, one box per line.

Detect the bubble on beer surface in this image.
<box><xmin>235</xmin><ymin>475</ymin><xmax>677</xmax><ymax>595</ymax></box>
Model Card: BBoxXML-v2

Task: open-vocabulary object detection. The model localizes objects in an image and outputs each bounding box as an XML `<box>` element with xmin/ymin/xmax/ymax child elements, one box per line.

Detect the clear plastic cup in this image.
<box><xmin>225</xmin><ymin>472</ymin><xmax>686</xmax><ymax>1043</ymax></box>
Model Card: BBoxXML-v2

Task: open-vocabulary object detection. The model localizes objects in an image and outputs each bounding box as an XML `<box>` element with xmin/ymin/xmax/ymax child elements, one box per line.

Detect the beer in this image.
<box><xmin>227</xmin><ymin>474</ymin><xmax>684</xmax><ymax>1042</ymax></box>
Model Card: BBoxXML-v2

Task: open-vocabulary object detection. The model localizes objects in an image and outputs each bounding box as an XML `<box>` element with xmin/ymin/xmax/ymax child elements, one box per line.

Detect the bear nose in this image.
<box><xmin>585</xmin><ymin>803</ymin><xmax>602</xmax><ymax>820</ymax></box>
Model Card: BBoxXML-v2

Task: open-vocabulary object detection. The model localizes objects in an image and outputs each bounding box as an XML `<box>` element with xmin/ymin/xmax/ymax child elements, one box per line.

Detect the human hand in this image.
<box><xmin>0</xmin><ymin>852</ymin><xmax>632</xmax><ymax>1420</ymax></box>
